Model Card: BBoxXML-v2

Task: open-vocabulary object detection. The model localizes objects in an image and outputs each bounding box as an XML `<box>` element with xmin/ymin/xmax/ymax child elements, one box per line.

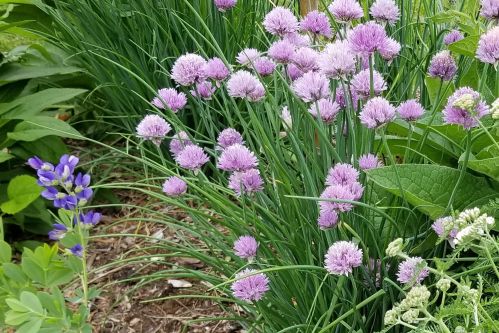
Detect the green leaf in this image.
<box><xmin>0</xmin><ymin>240</ymin><xmax>12</xmax><ymax>263</ymax></box>
<box><xmin>424</xmin><ymin>76</ymin><xmax>455</xmax><ymax>109</ymax></box>
<box><xmin>8</xmin><ymin>117</ymin><xmax>84</xmax><ymax>142</ymax></box>
<box><xmin>0</xmin><ymin>175</ymin><xmax>42</xmax><ymax>215</ymax></box>
<box><xmin>468</xmin><ymin>156</ymin><xmax>499</xmax><ymax>181</ymax></box>
<box><xmin>5</xmin><ymin>310</ymin><xmax>30</xmax><ymax>325</ymax></box>
<box><xmin>366</xmin><ymin>164</ymin><xmax>499</xmax><ymax>219</ymax></box>
<box><xmin>17</xmin><ymin>318</ymin><xmax>43</xmax><ymax>333</ymax></box>
<box><xmin>0</xmin><ymin>151</ymin><xmax>14</xmax><ymax>163</ymax></box>
<box><xmin>20</xmin><ymin>291</ymin><xmax>44</xmax><ymax>313</ymax></box>
<box><xmin>448</xmin><ymin>36</ymin><xmax>479</xmax><ymax>57</ymax></box>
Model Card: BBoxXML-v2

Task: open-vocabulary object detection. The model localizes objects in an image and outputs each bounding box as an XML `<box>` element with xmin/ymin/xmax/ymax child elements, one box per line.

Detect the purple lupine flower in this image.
<box><xmin>28</xmin><ymin>156</ymin><xmax>53</xmax><ymax>171</ymax></box>
<box><xmin>217</xmin><ymin>128</ymin><xmax>244</xmax><ymax>150</ymax></box>
<box><xmin>191</xmin><ymin>81</ymin><xmax>216</xmax><ymax>100</ymax></box>
<box><xmin>41</xmin><ymin>187</ymin><xmax>59</xmax><ymax>202</ymax></box>
<box><xmin>214</xmin><ymin>0</ymin><xmax>237</xmax><ymax>12</ymax></box>
<box><xmin>480</xmin><ymin>0</ymin><xmax>499</xmax><ymax>20</ymax></box>
<box><xmin>370</xmin><ymin>0</ymin><xmax>400</xmax><ymax>25</ymax></box>
<box><xmin>268</xmin><ymin>39</ymin><xmax>296</xmax><ymax>64</ymax></box>
<box><xmin>476</xmin><ymin>26</ymin><xmax>499</xmax><ymax>65</ymax></box>
<box><xmin>162</xmin><ymin>176</ymin><xmax>188</xmax><ymax>197</ymax></box>
<box><xmin>37</xmin><ymin>169</ymin><xmax>57</xmax><ymax>187</ymax></box>
<box><xmin>286</xmin><ymin>63</ymin><xmax>305</xmax><ymax>81</ymax></box>
<box><xmin>205</xmin><ymin>57</ymin><xmax>230</xmax><ymax>81</ymax></box>
<box><xmin>292</xmin><ymin>71</ymin><xmax>330</xmax><ymax>102</ymax></box>
<box><xmin>359</xmin><ymin>153</ymin><xmax>383</xmax><ymax>170</ymax></box>
<box><xmin>443</xmin><ymin>87</ymin><xmax>490</xmax><ymax>129</ymax></box>
<box><xmin>284</xmin><ymin>32</ymin><xmax>311</xmax><ymax>48</ymax></box>
<box><xmin>69</xmin><ymin>244</ymin><xmax>83</xmax><ymax>257</ymax></box>
<box><xmin>324</xmin><ymin>241</ymin><xmax>363</xmax><ymax>276</ymax></box>
<box><xmin>263</xmin><ymin>6</ymin><xmax>299</xmax><ymax>36</ymax></box>
<box><xmin>175</xmin><ymin>145</ymin><xmax>210</xmax><ymax>170</ymax></box>
<box><xmin>328</xmin><ymin>0</ymin><xmax>364</xmax><ymax>22</ymax></box>
<box><xmin>397</xmin><ymin>99</ymin><xmax>425</xmax><ymax>121</ymax></box>
<box><xmin>76</xmin><ymin>210</ymin><xmax>102</xmax><ymax>226</ymax></box>
<box><xmin>379</xmin><ymin>37</ymin><xmax>401</xmax><ymax>61</ymax></box>
<box><xmin>308</xmin><ymin>98</ymin><xmax>341</xmax><ymax>123</ymax></box>
<box><xmin>228</xmin><ymin>169</ymin><xmax>264</xmax><ymax>195</ymax></box>
<box><xmin>335</xmin><ymin>87</ymin><xmax>359</xmax><ymax>109</ymax></box>
<box><xmin>253</xmin><ymin>57</ymin><xmax>276</xmax><ymax>76</ymax></box>
<box><xmin>231</xmin><ymin>269</ymin><xmax>270</xmax><ymax>302</ymax></box>
<box><xmin>359</xmin><ymin>97</ymin><xmax>396</xmax><ymax>129</ymax></box>
<box><xmin>236</xmin><ymin>48</ymin><xmax>262</xmax><ymax>67</ymax></box>
<box><xmin>444</xmin><ymin>29</ymin><xmax>464</xmax><ymax>45</ymax></box>
<box><xmin>348</xmin><ymin>21</ymin><xmax>388</xmax><ymax>56</ymax></box>
<box><xmin>326</xmin><ymin>163</ymin><xmax>359</xmax><ymax>186</ymax></box>
<box><xmin>397</xmin><ymin>257</ymin><xmax>429</xmax><ymax>285</ymax></box>
<box><xmin>169</xmin><ymin>131</ymin><xmax>194</xmax><ymax>156</ymax></box>
<box><xmin>74</xmin><ymin>173</ymin><xmax>93</xmax><ymax>205</ymax></box>
<box><xmin>171</xmin><ymin>53</ymin><xmax>207</xmax><ymax>86</ymax></box>
<box><xmin>317</xmin><ymin>208</ymin><xmax>339</xmax><ymax>230</ymax></box>
<box><xmin>54</xmin><ymin>193</ymin><xmax>78</xmax><ymax>210</ymax></box>
<box><xmin>428</xmin><ymin>50</ymin><xmax>457</xmax><ymax>81</ymax></box>
<box><xmin>136</xmin><ymin>115</ymin><xmax>172</xmax><ymax>146</ymax></box>
<box><xmin>351</xmin><ymin>69</ymin><xmax>387</xmax><ymax>99</ymax></box>
<box><xmin>300</xmin><ymin>10</ymin><xmax>332</xmax><ymax>38</ymax></box>
<box><xmin>318</xmin><ymin>40</ymin><xmax>356</xmax><ymax>79</ymax></box>
<box><xmin>48</xmin><ymin>223</ymin><xmax>68</xmax><ymax>240</ymax></box>
<box><xmin>319</xmin><ymin>185</ymin><xmax>356</xmax><ymax>212</ymax></box>
<box><xmin>151</xmin><ymin>88</ymin><xmax>187</xmax><ymax>113</ymax></box>
<box><xmin>233</xmin><ymin>236</ymin><xmax>258</xmax><ymax>259</ymax></box>
<box><xmin>58</xmin><ymin>155</ymin><xmax>79</xmax><ymax>174</ymax></box>
<box><xmin>291</xmin><ymin>47</ymin><xmax>319</xmax><ymax>72</ymax></box>
<box><xmin>227</xmin><ymin>70</ymin><xmax>266</xmax><ymax>101</ymax></box>
<box><xmin>218</xmin><ymin>144</ymin><xmax>258</xmax><ymax>172</ymax></box>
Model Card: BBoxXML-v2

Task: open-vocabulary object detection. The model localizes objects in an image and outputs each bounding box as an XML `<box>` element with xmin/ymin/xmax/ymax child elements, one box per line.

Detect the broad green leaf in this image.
<box><xmin>0</xmin><ymin>151</ymin><xmax>14</xmax><ymax>163</ymax></box>
<box><xmin>5</xmin><ymin>309</ymin><xmax>30</xmax><ymax>325</ymax></box>
<box><xmin>366</xmin><ymin>164</ymin><xmax>499</xmax><ymax>219</ymax></box>
<box><xmin>8</xmin><ymin>117</ymin><xmax>83</xmax><ymax>142</ymax></box>
<box><xmin>20</xmin><ymin>291</ymin><xmax>44</xmax><ymax>313</ymax></box>
<box><xmin>448</xmin><ymin>36</ymin><xmax>479</xmax><ymax>57</ymax></box>
<box><xmin>468</xmin><ymin>156</ymin><xmax>499</xmax><ymax>181</ymax></box>
<box><xmin>424</xmin><ymin>76</ymin><xmax>455</xmax><ymax>109</ymax></box>
<box><xmin>459</xmin><ymin>60</ymin><xmax>479</xmax><ymax>89</ymax></box>
<box><xmin>429</xmin><ymin>10</ymin><xmax>470</xmax><ymax>24</ymax></box>
<box><xmin>0</xmin><ymin>240</ymin><xmax>12</xmax><ymax>263</ymax></box>
<box><xmin>17</xmin><ymin>318</ymin><xmax>43</xmax><ymax>333</ymax></box>
<box><xmin>0</xmin><ymin>175</ymin><xmax>42</xmax><ymax>215</ymax></box>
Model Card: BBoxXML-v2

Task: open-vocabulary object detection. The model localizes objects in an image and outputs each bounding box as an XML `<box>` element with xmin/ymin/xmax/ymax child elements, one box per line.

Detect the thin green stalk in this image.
<box><xmin>445</xmin><ymin>132</ymin><xmax>472</xmax><ymax>213</ymax></box>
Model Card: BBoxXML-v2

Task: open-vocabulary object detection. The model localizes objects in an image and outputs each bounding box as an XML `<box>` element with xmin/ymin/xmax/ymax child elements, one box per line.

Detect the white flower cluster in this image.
<box><xmin>384</xmin><ymin>285</ymin><xmax>431</xmax><ymax>326</ymax></box>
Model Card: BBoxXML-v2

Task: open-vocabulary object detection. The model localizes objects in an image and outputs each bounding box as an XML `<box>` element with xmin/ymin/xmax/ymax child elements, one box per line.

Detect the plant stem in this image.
<box><xmin>75</xmin><ymin>212</ymin><xmax>90</xmax><ymax>309</ymax></box>
<box><xmin>445</xmin><ymin>132</ymin><xmax>472</xmax><ymax>213</ymax></box>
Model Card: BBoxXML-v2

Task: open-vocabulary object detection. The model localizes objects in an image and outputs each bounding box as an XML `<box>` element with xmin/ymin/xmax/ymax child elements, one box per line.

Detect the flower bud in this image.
<box><xmin>386</xmin><ymin>238</ymin><xmax>404</xmax><ymax>257</ymax></box>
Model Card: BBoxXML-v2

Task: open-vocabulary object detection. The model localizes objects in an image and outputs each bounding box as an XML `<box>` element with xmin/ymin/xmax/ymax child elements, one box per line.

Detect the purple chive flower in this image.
<box><xmin>231</xmin><ymin>269</ymin><xmax>270</xmax><ymax>302</ymax></box>
<box><xmin>370</xmin><ymin>0</ymin><xmax>400</xmax><ymax>25</ymax></box>
<box><xmin>214</xmin><ymin>0</ymin><xmax>237</xmax><ymax>12</ymax></box>
<box><xmin>326</xmin><ymin>163</ymin><xmax>359</xmax><ymax>186</ymax></box>
<box><xmin>319</xmin><ymin>185</ymin><xmax>356</xmax><ymax>212</ymax></box>
<box><xmin>227</xmin><ymin>70</ymin><xmax>266</xmax><ymax>101</ymax></box>
<box><xmin>151</xmin><ymin>88</ymin><xmax>187</xmax><ymax>113</ymax></box>
<box><xmin>291</xmin><ymin>47</ymin><xmax>319</xmax><ymax>72</ymax></box>
<box><xmin>328</xmin><ymin>0</ymin><xmax>364</xmax><ymax>23</ymax></box>
<box><xmin>228</xmin><ymin>169</ymin><xmax>264</xmax><ymax>195</ymax></box>
<box><xmin>287</xmin><ymin>63</ymin><xmax>305</xmax><ymax>81</ymax></box>
<box><xmin>236</xmin><ymin>48</ymin><xmax>261</xmax><ymax>67</ymax></box>
<box><xmin>263</xmin><ymin>6</ymin><xmax>299</xmax><ymax>36</ymax></box>
<box><xmin>300</xmin><ymin>10</ymin><xmax>332</xmax><ymax>38</ymax></box>
<box><xmin>359</xmin><ymin>97</ymin><xmax>396</xmax><ymax>129</ymax></box>
<box><xmin>359</xmin><ymin>153</ymin><xmax>383</xmax><ymax>170</ymax></box>
<box><xmin>318</xmin><ymin>40</ymin><xmax>356</xmax><ymax>79</ymax></box>
<box><xmin>233</xmin><ymin>236</ymin><xmax>258</xmax><ymax>259</ymax></box>
<box><xmin>169</xmin><ymin>131</ymin><xmax>194</xmax><ymax>156</ymax></box>
<box><xmin>335</xmin><ymin>87</ymin><xmax>359</xmax><ymax>109</ymax></box>
<box><xmin>476</xmin><ymin>26</ymin><xmax>499</xmax><ymax>65</ymax></box>
<box><xmin>397</xmin><ymin>99</ymin><xmax>425</xmax><ymax>121</ymax></box>
<box><xmin>253</xmin><ymin>57</ymin><xmax>276</xmax><ymax>76</ymax></box>
<box><xmin>292</xmin><ymin>71</ymin><xmax>330</xmax><ymax>102</ymax></box>
<box><xmin>218</xmin><ymin>144</ymin><xmax>258</xmax><ymax>172</ymax></box>
<box><xmin>317</xmin><ymin>208</ymin><xmax>339</xmax><ymax>230</ymax></box>
<box><xmin>77</xmin><ymin>210</ymin><xmax>102</xmax><ymax>226</ymax></box>
<box><xmin>217</xmin><ymin>128</ymin><xmax>244</xmax><ymax>150</ymax></box>
<box><xmin>428</xmin><ymin>50</ymin><xmax>457</xmax><ymax>81</ymax></box>
<box><xmin>175</xmin><ymin>145</ymin><xmax>210</xmax><ymax>170</ymax></box>
<box><xmin>351</xmin><ymin>69</ymin><xmax>387</xmax><ymax>99</ymax></box>
<box><xmin>443</xmin><ymin>87</ymin><xmax>490</xmax><ymax>129</ymax></box>
<box><xmin>480</xmin><ymin>0</ymin><xmax>499</xmax><ymax>20</ymax></box>
<box><xmin>324</xmin><ymin>241</ymin><xmax>363</xmax><ymax>276</ymax></box>
<box><xmin>48</xmin><ymin>223</ymin><xmax>68</xmax><ymax>240</ymax></box>
<box><xmin>379</xmin><ymin>37</ymin><xmax>401</xmax><ymax>61</ymax></box>
<box><xmin>348</xmin><ymin>181</ymin><xmax>364</xmax><ymax>200</ymax></box>
<box><xmin>308</xmin><ymin>98</ymin><xmax>341</xmax><ymax>123</ymax></box>
<box><xmin>69</xmin><ymin>244</ymin><xmax>83</xmax><ymax>257</ymax></box>
<box><xmin>397</xmin><ymin>257</ymin><xmax>429</xmax><ymax>285</ymax></box>
<box><xmin>431</xmin><ymin>217</ymin><xmax>446</xmax><ymax>237</ymax></box>
<box><xmin>205</xmin><ymin>57</ymin><xmax>230</xmax><ymax>81</ymax></box>
<box><xmin>268</xmin><ymin>39</ymin><xmax>296</xmax><ymax>64</ymax></box>
<box><xmin>171</xmin><ymin>53</ymin><xmax>207</xmax><ymax>86</ymax></box>
<box><xmin>162</xmin><ymin>176</ymin><xmax>188</xmax><ymax>197</ymax></box>
<box><xmin>281</xmin><ymin>106</ymin><xmax>293</xmax><ymax>129</ymax></box>
<box><xmin>136</xmin><ymin>115</ymin><xmax>172</xmax><ymax>146</ymax></box>
<box><xmin>348</xmin><ymin>21</ymin><xmax>388</xmax><ymax>56</ymax></box>
<box><xmin>191</xmin><ymin>81</ymin><xmax>216</xmax><ymax>100</ymax></box>
<box><xmin>444</xmin><ymin>29</ymin><xmax>464</xmax><ymax>45</ymax></box>
<box><xmin>284</xmin><ymin>32</ymin><xmax>311</xmax><ymax>48</ymax></box>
